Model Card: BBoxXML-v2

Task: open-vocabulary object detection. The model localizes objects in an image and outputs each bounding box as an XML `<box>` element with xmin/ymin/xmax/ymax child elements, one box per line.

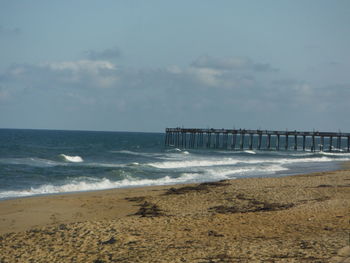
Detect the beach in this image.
<box><xmin>0</xmin><ymin>169</ymin><xmax>349</xmax><ymax>262</ymax></box>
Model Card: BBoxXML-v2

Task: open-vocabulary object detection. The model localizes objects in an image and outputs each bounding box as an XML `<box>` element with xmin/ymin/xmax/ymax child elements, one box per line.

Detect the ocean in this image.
<box><xmin>1</xmin><ymin>129</ymin><xmax>349</xmax><ymax>200</ymax></box>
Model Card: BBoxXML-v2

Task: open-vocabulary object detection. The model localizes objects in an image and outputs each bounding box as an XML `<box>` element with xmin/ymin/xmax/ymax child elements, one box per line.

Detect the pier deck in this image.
<box><xmin>165</xmin><ymin>128</ymin><xmax>350</xmax><ymax>152</ymax></box>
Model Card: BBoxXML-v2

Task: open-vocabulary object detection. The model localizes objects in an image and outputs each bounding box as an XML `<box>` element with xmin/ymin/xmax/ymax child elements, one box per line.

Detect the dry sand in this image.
<box><xmin>0</xmin><ymin>169</ymin><xmax>349</xmax><ymax>262</ymax></box>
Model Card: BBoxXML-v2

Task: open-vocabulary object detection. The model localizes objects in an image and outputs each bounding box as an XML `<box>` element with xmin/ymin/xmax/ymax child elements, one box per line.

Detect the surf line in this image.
<box><xmin>165</xmin><ymin>128</ymin><xmax>350</xmax><ymax>152</ymax></box>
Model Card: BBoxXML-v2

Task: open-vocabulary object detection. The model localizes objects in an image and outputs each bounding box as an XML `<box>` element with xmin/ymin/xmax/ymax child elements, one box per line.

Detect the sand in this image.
<box><xmin>0</xmin><ymin>170</ymin><xmax>349</xmax><ymax>262</ymax></box>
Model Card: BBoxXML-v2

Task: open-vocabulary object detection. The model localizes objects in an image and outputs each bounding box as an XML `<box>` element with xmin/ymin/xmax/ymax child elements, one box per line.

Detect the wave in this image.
<box><xmin>318</xmin><ymin>151</ymin><xmax>350</xmax><ymax>157</ymax></box>
<box><xmin>205</xmin><ymin>164</ymin><xmax>288</xmax><ymax>178</ymax></box>
<box><xmin>147</xmin><ymin>153</ymin><xmax>350</xmax><ymax>169</ymax></box>
<box><xmin>273</xmin><ymin>156</ymin><xmax>350</xmax><ymax>165</ymax></box>
<box><xmin>110</xmin><ymin>150</ymin><xmax>163</xmax><ymax>158</ymax></box>
<box><xmin>148</xmin><ymin>158</ymin><xmax>240</xmax><ymax>169</ymax></box>
<box><xmin>111</xmin><ymin>150</ymin><xmax>146</xmax><ymax>156</ymax></box>
<box><xmin>59</xmin><ymin>154</ymin><xmax>84</xmax><ymax>163</ymax></box>
<box><xmin>0</xmin><ymin>173</ymin><xmax>219</xmax><ymax>200</ymax></box>
<box><xmin>165</xmin><ymin>148</ymin><xmax>191</xmax><ymax>154</ymax></box>
<box><xmin>0</xmin><ymin>162</ymin><xmax>293</xmax><ymax>200</ymax></box>
<box><xmin>0</xmin><ymin>157</ymin><xmax>61</xmax><ymax>167</ymax></box>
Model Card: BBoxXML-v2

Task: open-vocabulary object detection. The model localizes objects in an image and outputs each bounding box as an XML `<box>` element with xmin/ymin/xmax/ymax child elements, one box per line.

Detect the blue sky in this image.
<box><xmin>0</xmin><ymin>0</ymin><xmax>349</xmax><ymax>132</ymax></box>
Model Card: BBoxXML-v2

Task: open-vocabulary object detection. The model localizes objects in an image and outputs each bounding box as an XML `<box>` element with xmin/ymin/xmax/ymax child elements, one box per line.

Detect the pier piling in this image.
<box><xmin>165</xmin><ymin>128</ymin><xmax>350</xmax><ymax>152</ymax></box>
<box><xmin>267</xmin><ymin>134</ymin><xmax>271</xmax><ymax>150</ymax></box>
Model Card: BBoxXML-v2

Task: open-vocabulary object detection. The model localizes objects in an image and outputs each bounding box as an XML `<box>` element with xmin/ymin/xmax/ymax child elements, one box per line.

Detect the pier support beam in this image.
<box><xmin>171</xmin><ymin>132</ymin><xmax>175</xmax><ymax>146</ymax></box>
<box><xmin>302</xmin><ymin>136</ymin><xmax>306</xmax><ymax>151</ymax></box>
<box><xmin>267</xmin><ymin>134</ymin><xmax>271</xmax><ymax>150</ymax></box>
<box><xmin>249</xmin><ymin>134</ymin><xmax>253</xmax><ymax>150</ymax></box>
<box><xmin>294</xmin><ymin>135</ymin><xmax>297</xmax><ymax>150</ymax></box>
<box><xmin>199</xmin><ymin>132</ymin><xmax>204</xmax><ymax>148</ymax></box>
<box><xmin>320</xmin><ymin>136</ymin><xmax>324</xmax><ymax>151</ymax></box>
<box><xmin>165</xmin><ymin>132</ymin><xmax>169</xmax><ymax>146</ymax></box>
<box><xmin>337</xmin><ymin>136</ymin><xmax>341</xmax><ymax>151</ymax></box>
<box><xmin>190</xmin><ymin>132</ymin><xmax>195</xmax><ymax>148</ymax></box>
<box><xmin>258</xmin><ymin>133</ymin><xmax>262</xmax><ymax>150</ymax></box>
<box><xmin>206</xmin><ymin>132</ymin><xmax>212</xmax><ymax>148</ymax></box>
<box><xmin>182</xmin><ymin>132</ymin><xmax>186</xmax><ymax>148</ymax></box>
<box><xmin>329</xmin><ymin>136</ymin><xmax>333</xmax><ymax>151</ymax></box>
<box><xmin>285</xmin><ymin>135</ymin><xmax>289</xmax><ymax>150</ymax></box>
<box><xmin>276</xmin><ymin>134</ymin><xmax>280</xmax><ymax>150</ymax></box>
<box><xmin>348</xmin><ymin>136</ymin><xmax>350</xmax><ymax>152</ymax></box>
<box><xmin>231</xmin><ymin>133</ymin><xmax>236</xmax><ymax>150</ymax></box>
<box><xmin>240</xmin><ymin>132</ymin><xmax>245</xmax><ymax>150</ymax></box>
<box><xmin>215</xmin><ymin>133</ymin><xmax>220</xmax><ymax>148</ymax></box>
<box><xmin>311</xmin><ymin>135</ymin><xmax>315</xmax><ymax>152</ymax></box>
<box><xmin>170</xmin><ymin>132</ymin><xmax>174</xmax><ymax>146</ymax></box>
<box><xmin>223</xmin><ymin>133</ymin><xmax>228</xmax><ymax>149</ymax></box>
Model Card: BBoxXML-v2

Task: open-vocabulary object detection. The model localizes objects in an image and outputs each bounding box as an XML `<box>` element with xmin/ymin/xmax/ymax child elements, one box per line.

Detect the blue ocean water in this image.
<box><xmin>0</xmin><ymin>129</ymin><xmax>349</xmax><ymax>200</ymax></box>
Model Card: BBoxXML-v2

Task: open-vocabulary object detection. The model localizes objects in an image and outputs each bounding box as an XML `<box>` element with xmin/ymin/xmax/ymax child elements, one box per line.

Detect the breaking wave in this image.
<box><xmin>147</xmin><ymin>155</ymin><xmax>349</xmax><ymax>170</ymax></box>
<box><xmin>59</xmin><ymin>154</ymin><xmax>84</xmax><ymax>163</ymax></box>
<box><xmin>0</xmin><ymin>157</ymin><xmax>61</xmax><ymax>167</ymax></box>
<box><xmin>0</xmin><ymin>173</ymin><xmax>216</xmax><ymax>200</ymax></box>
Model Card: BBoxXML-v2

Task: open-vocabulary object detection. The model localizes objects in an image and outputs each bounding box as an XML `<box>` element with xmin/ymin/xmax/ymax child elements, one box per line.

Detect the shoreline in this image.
<box><xmin>0</xmin><ymin>158</ymin><xmax>345</xmax><ymax>203</ymax></box>
<box><xmin>0</xmin><ymin>169</ymin><xmax>349</xmax><ymax>262</ymax></box>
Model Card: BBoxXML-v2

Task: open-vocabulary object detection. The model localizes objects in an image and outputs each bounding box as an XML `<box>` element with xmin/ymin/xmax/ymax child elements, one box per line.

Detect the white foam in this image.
<box><xmin>0</xmin><ymin>173</ymin><xmax>212</xmax><ymax>200</ymax></box>
<box><xmin>148</xmin><ymin>158</ymin><xmax>239</xmax><ymax>169</ymax></box>
<box><xmin>273</xmin><ymin>156</ymin><xmax>350</xmax><ymax>164</ymax></box>
<box><xmin>0</xmin><ymin>157</ymin><xmax>61</xmax><ymax>167</ymax></box>
<box><xmin>111</xmin><ymin>150</ymin><xmax>161</xmax><ymax>158</ymax></box>
<box><xmin>112</xmin><ymin>150</ymin><xmax>145</xmax><ymax>156</ymax></box>
<box><xmin>244</xmin><ymin>150</ymin><xmax>256</xmax><ymax>154</ymax></box>
<box><xmin>318</xmin><ymin>151</ymin><xmax>350</xmax><ymax>156</ymax></box>
<box><xmin>205</xmin><ymin>164</ymin><xmax>288</xmax><ymax>178</ymax></box>
<box><xmin>147</xmin><ymin>153</ymin><xmax>350</xmax><ymax>169</ymax></box>
<box><xmin>60</xmin><ymin>154</ymin><xmax>84</xmax><ymax>163</ymax></box>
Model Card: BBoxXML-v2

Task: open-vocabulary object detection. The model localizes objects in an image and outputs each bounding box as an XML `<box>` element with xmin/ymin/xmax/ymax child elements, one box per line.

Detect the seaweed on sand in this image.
<box><xmin>164</xmin><ymin>180</ymin><xmax>230</xmax><ymax>195</ymax></box>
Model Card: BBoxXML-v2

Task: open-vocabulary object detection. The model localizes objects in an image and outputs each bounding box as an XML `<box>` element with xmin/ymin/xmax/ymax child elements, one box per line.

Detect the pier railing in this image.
<box><xmin>165</xmin><ymin>128</ymin><xmax>350</xmax><ymax>152</ymax></box>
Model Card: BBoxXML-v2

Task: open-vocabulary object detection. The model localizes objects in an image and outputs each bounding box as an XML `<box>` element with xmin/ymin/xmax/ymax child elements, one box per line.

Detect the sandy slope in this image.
<box><xmin>0</xmin><ymin>170</ymin><xmax>349</xmax><ymax>262</ymax></box>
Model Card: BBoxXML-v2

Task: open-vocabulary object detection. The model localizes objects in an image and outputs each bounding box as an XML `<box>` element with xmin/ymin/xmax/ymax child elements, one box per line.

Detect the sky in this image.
<box><xmin>0</xmin><ymin>0</ymin><xmax>349</xmax><ymax>132</ymax></box>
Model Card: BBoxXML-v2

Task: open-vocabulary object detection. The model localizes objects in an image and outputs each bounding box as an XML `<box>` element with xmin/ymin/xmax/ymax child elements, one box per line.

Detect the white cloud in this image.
<box><xmin>42</xmin><ymin>60</ymin><xmax>116</xmax><ymax>73</ymax></box>
<box><xmin>187</xmin><ymin>67</ymin><xmax>222</xmax><ymax>86</ymax></box>
<box><xmin>37</xmin><ymin>60</ymin><xmax>119</xmax><ymax>89</ymax></box>
<box><xmin>191</xmin><ymin>55</ymin><xmax>277</xmax><ymax>72</ymax></box>
<box><xmin>1</xmin><ymin>55</ymin><xmax>349</xmax><ymax>131</ymax></box>
<box><xmin>192</xmin><ymin>55</ymin><xmax>250</xmax><ymax>70</ymax></box>
<box><xmin>166</xmin><ymin>65</ymin><xmax>182</xmax><ymax>74</ymax></box>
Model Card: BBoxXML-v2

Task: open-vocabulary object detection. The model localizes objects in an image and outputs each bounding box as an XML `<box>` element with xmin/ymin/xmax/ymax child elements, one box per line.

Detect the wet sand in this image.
<box><xmin>0</xmin><ymin>170</ymin><xmax>349</xmax><ymax>262</ymax></box>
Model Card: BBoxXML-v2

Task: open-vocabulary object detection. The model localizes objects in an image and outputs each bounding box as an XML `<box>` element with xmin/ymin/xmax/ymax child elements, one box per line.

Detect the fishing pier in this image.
<box><xmin>165</xmin><ymin>128</ymin><xmax>350</xmax><ymax>152</ymax></box>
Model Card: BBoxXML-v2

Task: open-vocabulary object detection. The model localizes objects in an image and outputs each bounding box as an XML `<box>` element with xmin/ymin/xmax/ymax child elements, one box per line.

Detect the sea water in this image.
<box><xmin>0</xmin><ymin>129</ymin><xmax>349</xmax><ymax>200</ymax></box>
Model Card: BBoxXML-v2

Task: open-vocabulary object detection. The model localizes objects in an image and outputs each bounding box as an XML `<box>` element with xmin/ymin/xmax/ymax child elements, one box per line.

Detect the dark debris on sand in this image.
<box><xmin>133</xmin><ymin>201</ymin><xmax>164</xmax><ymax>217</ymax></box>
<box><xmin>199</xmin><ymin>253</ymin><xmax>233</xmax><ymax>263</ymax></box>
<box><xmin>124</xmin><ymin>196</ymin><xmax>146</xmax><ymax>202</ymax></box>
<box><xmin>99</xmin><ymin>237</ymin><xmax>116</xmax><ymax>245</ymax></box>
<box><xmin>164</xmin><ymin>180</ymin><xmax>230</xmax><ymax>195</ymax></box>
<box><xmin>210</xmin><ymin>193</ymin><xmax>295</xmax><ymax>214</ymax></box>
